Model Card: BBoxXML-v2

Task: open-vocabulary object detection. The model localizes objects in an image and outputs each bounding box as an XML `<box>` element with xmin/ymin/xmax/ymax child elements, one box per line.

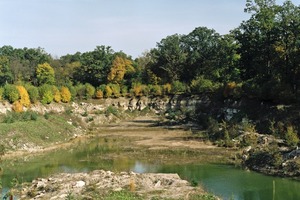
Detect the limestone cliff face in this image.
<box><xmin>0</xmin><ymin>95</ymin><xmax>278</xmax><ymax>128</ymax></box>
<box><xmin>0</xmin><ymin>95</ymin><xmax>206</xmax><ymax>114</ymax></box>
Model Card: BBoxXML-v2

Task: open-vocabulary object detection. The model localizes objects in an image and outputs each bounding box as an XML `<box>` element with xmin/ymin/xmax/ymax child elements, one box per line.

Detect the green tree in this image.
<box><xmin>0</xmin><ymin>46</ymin><xmax>51</xmax><ymax>84</ymax></box>
<box><xmin>151</xmin><ymin>34</ymin><xmax>187</xmax><ymax>83</ymax></box>
<box><xmin>0</xmin><ymin>56</ymin><xmax>13</xmax><ymax>85</ymax></box>
<box><xmin>73</xmin><ymin>46</ymin><xmax>114</xmax><ymax>86</ymax></box>
<box><xmin>233</xmin><ymin>0</ymin><xmax>300</xmax><ymax>102</ymax></box>
<box><xmin>182</xmin><ymin>27</ymin><xmax>221</xmax><ymax>83</ymax></box>
<box><xmin>36</xmin><ymin>63</ymin><xmax>55</xmax><ymax>85</ymax></box>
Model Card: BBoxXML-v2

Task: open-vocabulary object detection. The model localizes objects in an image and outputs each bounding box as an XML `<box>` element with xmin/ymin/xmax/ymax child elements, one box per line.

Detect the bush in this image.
<box><xmin>95</xmin><ymin>90</ymin><xmax>104</xmax><ymax>99</ymax></box>
<box><xmin>16</xmin><ymin>85</ymin><xmax>31</xmax><ymax>107</ymax></box>
<box><xmin>4</xmin><ymin>84</ymin><xmax>19</xmax><ymax>103</ymax></box>
<box><xmin>130</xmin><ymin>83</ymin><xmax>143</xmax><ymax>97</ymax></box>
<box><xmin>2</xmin><ymin>111</ymin><xmax>38</xmax><ymax>123</ymax></box>
<box><xmin>39</xmin><ymin>84</ymin><xmax>53</xmax><ymax>104</ymax></box>
<box><xmin>191</xmin><ymin>76</ymin><xmax>216</xmax><ymax>93</ymax></box>
<box><xmin>141</xmin><ymin>85</ymin><xmax>150</xmax><ymax>96</ymax></box>
<box><xmin>75</xmin><ymin>84</ymin><xmax>85</xmax><ymax>100</ymax></box>
<box><xmin>0</xmin><ymin>87</ymin><xmax>4</xmax><ymax>100</ymax></box>
<box><xmin>149</xmin><ymin>85</ymin><xmax>162</xmax><ymax>96</ymax></box>
<box><xmin>60</xmin><ymin>86</ymin><xmax>72</xmax><ymax>103</ymax></box>
<box><xmin>163</xmin><ymin>83</ymin><xmax>172</xmax><ymax>95</ymax></box>
<box><xmin>105</xmin><ymin>106</ymin><xmax>119</xmax><ymax>116</ymax></box>
<box><xmin>52</xmin><ymin>86</ymin><xmax>61</xmax><ymax>103</ymax></box>
<box><xmin>171</xmin><ymin>81</ymin><xmax>186</xmax><ymax>94</ymax></box>
<box><xmin>241</xmin><ymin>133</ymin><xmax>258</xmax><ymax>147</ymax></box>
<box><xmin>105</xmin><ymin>85</ymin><xmax>113</xmax><ymax>98</ymax></box>
<box><xmin>109</xmin><ymin>84</ymin><xmax>121</xmax><ymax>97</ymax></box>
<box><xmin>12</xmin><ymin>100</ymin><xmax>23</xmax><ymax>112</ymax></box>
<box><xmin>26</xmin><ymin>85</ymin><xmax>39</xmax><ymax>103</ymax></box>
<box><xmin>65</xmin><ymin>84</ymin><xmax>76</xmax><ymax>101</ymax></box>
<box><xmin>85</xmin><ymin>83</ymin><xmax>95</xmax><ymax>99</ymax></box>
<box><xmin>285</xmin><ymin>126</ymin><xmax>299</xmax><ymax>147</ymax></box>
<box><xmin>223</xmin><ymin>82</ymin><xmax>237</xmax><ymax>97</ymax></box>
<box><xmin>42</xmin><ymin>90</ymin><xmax>53</xmax><ymax>104</ymax></box>
<box><xmin>120</xmin><ymin>85</ymin><xmax>128</xmax><ymax>96</ymax></box>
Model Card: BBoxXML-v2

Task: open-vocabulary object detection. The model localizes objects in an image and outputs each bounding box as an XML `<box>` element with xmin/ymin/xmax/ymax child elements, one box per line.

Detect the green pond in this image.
<box><xmin>1</xmin><ymin>136</ymin><xmax>300</xmax><ymax>200</ymax></box>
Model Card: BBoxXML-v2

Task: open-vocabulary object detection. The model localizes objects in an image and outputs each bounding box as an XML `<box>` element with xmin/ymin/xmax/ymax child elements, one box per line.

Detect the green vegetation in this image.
<box><xmin>0</xmin><ymin>111</ymin><xmax>75</xmax><ymax>151</ymax></box>
<box><xmin>0</xmin><ymin>0</ymin><xmax>298</xmax><ymax>107</ymax></box>
<box><xmin>0</xmin><ymin>0</ymin><xmax>299</xmax><ymax>188</ymax></box>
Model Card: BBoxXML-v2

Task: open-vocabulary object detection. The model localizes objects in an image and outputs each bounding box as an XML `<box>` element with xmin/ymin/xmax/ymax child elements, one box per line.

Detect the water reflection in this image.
<box><xmin>1</xmin><ymin>141</ymin><xmax>300</xmax><ymax>200</ymax></box>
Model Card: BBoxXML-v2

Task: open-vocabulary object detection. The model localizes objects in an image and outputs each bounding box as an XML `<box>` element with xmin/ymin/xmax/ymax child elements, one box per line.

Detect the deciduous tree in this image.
<box><xmin>36</xmin><ymin>63</ymin><xmax>55</xmax><ymax>85</ymax></box>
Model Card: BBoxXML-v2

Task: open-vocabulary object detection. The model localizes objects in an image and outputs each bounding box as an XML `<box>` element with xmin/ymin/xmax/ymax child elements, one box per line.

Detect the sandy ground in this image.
<box><xmin>95</xmin><ymin>115</ymin><xmax>217</xmax><ymax>150</ymax></box>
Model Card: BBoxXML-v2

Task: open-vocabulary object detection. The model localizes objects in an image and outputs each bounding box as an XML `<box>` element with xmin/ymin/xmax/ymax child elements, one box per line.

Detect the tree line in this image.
<box><xmin>0</xmin><ymin>0</ymin><xmax>299</xmax><ymax>108</ymax></box>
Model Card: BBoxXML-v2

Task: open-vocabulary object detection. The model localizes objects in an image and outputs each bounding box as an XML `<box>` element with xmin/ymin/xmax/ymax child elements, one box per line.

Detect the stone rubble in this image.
<box><xmin>19</xmin><ymin>170</ymin><xmax>205</xmax><ymax>200</ymax></box>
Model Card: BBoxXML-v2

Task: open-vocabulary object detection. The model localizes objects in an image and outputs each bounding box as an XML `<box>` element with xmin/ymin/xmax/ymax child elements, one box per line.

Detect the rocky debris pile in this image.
<box><xmin>19</xmin><ymin>170</ymin><xmax>206</xmax><ymax>200</ymax></box>
<box><xmin>238</xmin><ymin>132</ymin><xmax>300</xmax><ymax>178</ymax></box>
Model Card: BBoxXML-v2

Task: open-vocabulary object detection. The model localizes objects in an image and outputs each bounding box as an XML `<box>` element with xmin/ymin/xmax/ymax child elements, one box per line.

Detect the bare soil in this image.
<box><xmin>95</xmin><ymin>115</ymin><xmax>217</xmax><ymax>150</ymax></box>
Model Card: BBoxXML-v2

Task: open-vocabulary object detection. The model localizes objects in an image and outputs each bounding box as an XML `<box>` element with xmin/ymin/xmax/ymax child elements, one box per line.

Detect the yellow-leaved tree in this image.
<box><xmin>60</xmin><ymin>86</ymin><xmax>71</xmax><ymax>103</ymax></box>
<box><xmin>36</xmin><ymin>63</ymin><xmax>55</xmax><ymax>85</ymax></box>
<box><xmin>16</xmin><ymin>85</ymin><xmax>30</xmax><ymax>108</ymax></box>
<box><xmin>52</xmin><ymin>86</ymin><xmax>61</xmax><ymax>103</ymax></box>
<box><xmin>107</xmin><ymin>56</ymin><xmax>134</xmax><ymax>84</ymax></box>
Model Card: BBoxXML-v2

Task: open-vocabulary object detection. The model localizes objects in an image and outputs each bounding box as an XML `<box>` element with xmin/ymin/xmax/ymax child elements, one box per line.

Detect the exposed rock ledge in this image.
<box><xmin>18</xmin><ymin>170</ymin><xmax>210</xmax><ymax>200</ymax></box>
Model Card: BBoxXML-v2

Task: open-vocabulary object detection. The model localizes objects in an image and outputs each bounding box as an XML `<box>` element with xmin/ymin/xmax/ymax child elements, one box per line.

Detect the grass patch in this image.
<box><xmin>1</xmin><ymin>111</ymin><xmax>38</xmax><ymax>123</ymax></box>
<box><xmin>103</xmin><ymin>190</ymin><xmax>143</xmax><ymax>200</ymax></box>
<box><xmin>0</xmin><ymin>112</ymin><xmax>75</xmax><ymax>150</ymax></box>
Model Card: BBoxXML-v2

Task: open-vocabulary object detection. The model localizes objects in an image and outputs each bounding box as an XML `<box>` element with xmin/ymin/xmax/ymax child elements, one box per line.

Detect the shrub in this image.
<box><xmin>95</xmin><ymin>90</ymin><xmax>104</xmax><ymax>99</ymax></box>
<box><xmin>120</xmin><ymin>85</ymin><xmax>128</xmax><ymax>97</ymax></box>
<box><xmin>171</xmin><ymin>81</ymin><xmax>186</xmax><ymax>94</ymax></box>
<box><xmin>75</xmin><ymin>84</ymin><xmax>85</xmax><ymax>100</ymax></box>
<box><xmin>42</xmin><ymin>90</ymin><xmax>53</xmax><ymax>104</ymax></box>
<box><xmin>130</xmin><ymin>83</ymin><xmax>142</xmax><ymax>97</ymax></box>
<box><xmin>105</xmin><ymin>105</ymin><xmax>119</xmax><ymax>116</ymax></box>
<box><xmin>150</xmin><ymin>85</ymin><xmax>162</xmax><ymax>96</ymax></box>
<box><xmin>285</xmin><ymin>126</ymin><xmax>299</xmax><ymax>147</ymax></box>
<box><xmin>52</xmin><ymin>86</ymin><xmax>61</xmax><ymax>103</ymax></box>
<box><xmin>105</xmin><ymin>85</ymin><xmax>113</xmax><ymax>98</ymax></box>
<box><xmin>0</xmin><ymin>87</ymin><xmax>4</xmax><ymax>100</ymax></box>
<box><xmin>39</xmin><ymin>84</ymin><xmax>53</xmax><ymax>104</ymax></box>
<box><xmin>4</xmin><ymin>84</ymin><xmax>19</xmax><ymax>103</ymax></box>
<box><xmin>16</xmin><ymin>85</ymin><xmax>30</xmax><ymax>107</ymax></box>
<box><xmin>109</xmin><ymin>84</ymin><xmax>121</xmax><ymax>97</ymax></box>
<box><xmin>12</xmin><ymin>100</ymin><xmax>23</xmax><ymax>112</ymax></box>
<box><xmin>60</xmin><ymin>86</ymin><xmax>72</xmax><ymax>103</ymax></box>
<box><xmin>2</xmin><ymin>111</ymin><xmax>38</xmax><ymax>123</ymax></box>
<box><xmin>191</xmin><ymin>76</ymin><xmax>215</xmax><ymax>93</ymax></box>
<box><xmin>85</xmin><ymin>83</ymin><xmax>95</xmax><ymax>99</ymax></box>
<box><xmin>163</xmin><ymin>83</ymin><xmax>172</xmax><ymax>95</ymax></box>
<box><xmin>223</xmin><ymin>82</ymin><xmax>237</xmax><ymax>97</ymax></box>
<box><xmin>26</xmin><ymin>85</ymin><xmax>39</xmax><ymax>103</ymax></box>
<box><xmin>241</xmin><ymin>133</ymin><xmax>258</xmax><ymax>147</ymax></box>
<box><xmin>141</xmin><ymin>84</ymin><xmax>150</xmax><ymax>96</ymax></box>
<box><xmin>64</xmin><ymin>83</ymin><xmax>76</xmax><ymax>101</ymax></box>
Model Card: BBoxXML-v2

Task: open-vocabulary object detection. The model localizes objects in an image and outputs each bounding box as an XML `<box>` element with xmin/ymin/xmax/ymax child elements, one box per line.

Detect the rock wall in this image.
<box><xmin>0</xmin><ymin>95</ymin><xmax>284</xmax><ymax>129</ymax></box>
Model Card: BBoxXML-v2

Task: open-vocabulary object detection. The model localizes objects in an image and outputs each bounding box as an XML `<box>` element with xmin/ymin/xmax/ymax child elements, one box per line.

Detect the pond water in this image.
<box><xmin>1</xmin><ymin>137</ymin><xmax>300</xmax><ymax>200</ymax></box>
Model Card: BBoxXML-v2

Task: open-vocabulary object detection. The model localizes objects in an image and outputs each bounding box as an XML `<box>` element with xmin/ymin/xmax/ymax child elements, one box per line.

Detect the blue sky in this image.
<box><xmin>0</xmin><ymin>0</ymin><xmax>297</xmax><ymax>58</ymax></box>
